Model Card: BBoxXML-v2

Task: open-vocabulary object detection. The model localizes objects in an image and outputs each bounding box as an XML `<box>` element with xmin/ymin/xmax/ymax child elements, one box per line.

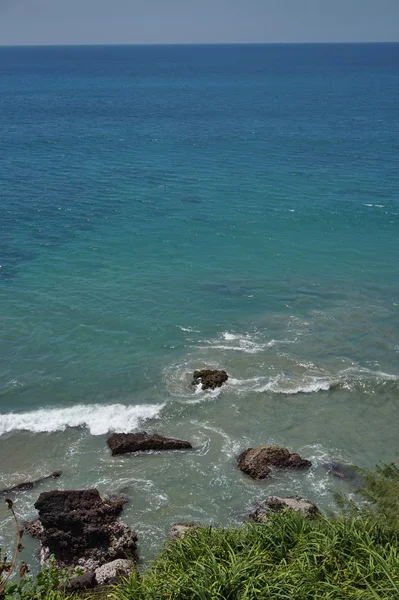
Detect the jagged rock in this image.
<box><xmin>68</xmin><ymin>571</ymin><xmax>96</xmax><ymax>591</ymax></box>
<box><xmin>168</xmin><ymin>522</ymin><xmax>200</xmax><ymax>539</ymax></box>
<box><xmin>192</xmin><ymin>369</ymin><xmax>228</xmax><ymax>390</ymax></box>
<box><xmin>34</xmin><ymin>489</ymin><xmax>137</xmax><ymax>570</ymax></box>
<box><xmin>107</xmin><ymin>432</ymin><xmax>192</xmax><ymax>456</ymax></box>
<box><xmin>0</xmin><ymin>471</ymin><xmax>62</xmax><ymax>497</ymax></box>
<box><xmin>249</xmin><ymin>496</ymin><xmax>320</xmax><ymax>521</ymax></box>
<box><xmin>237</xmin><ymin>445</ymin><xmax>311</xmax><ymax>480</ymax></box>
<box><xmin>24</xmin><ymin>518</ymin><xmax>44</xmax><ymax>539</ymax></box>
<box><xmin>95</xmin><ymin>559</ymin><xmax>134</xmax><ymax>585</ymax></box>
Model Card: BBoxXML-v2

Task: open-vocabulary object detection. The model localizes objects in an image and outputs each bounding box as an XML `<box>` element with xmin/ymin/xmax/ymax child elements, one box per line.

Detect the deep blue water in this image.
<box><xmin>0</xmin><ymin>43</ymin><xmax>398</xmax><ymax>560</ymax></box>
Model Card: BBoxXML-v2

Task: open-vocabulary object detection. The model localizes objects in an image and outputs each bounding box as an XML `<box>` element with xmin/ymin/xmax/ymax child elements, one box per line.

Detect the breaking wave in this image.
<box><xmin>228</xmin><ymin>375</ymin><xmax>334</xmax><ymax>395</ymax></box>
<box><xmin>165</xmin><ymin>357</ymin><xmax>398</xmax><ymax>399</ymax></box>
<box><xmin>172</xmin><ymin>326</ymin><xmax>399</xmax><ymax>396</ymax></box>
<box><xmin>0</xmin><ymin>403</ymin><xmax>164</xmax><ymax>436</ymax></box>
<box><xmin>194</xmin><ymin>331</ymin><xmax>296</xmax><ymax>354</ymax></box>
<box><xmin>229</xmin><ymin>367</ymin><xmax>398</xmax><ymax>395</ymax></box>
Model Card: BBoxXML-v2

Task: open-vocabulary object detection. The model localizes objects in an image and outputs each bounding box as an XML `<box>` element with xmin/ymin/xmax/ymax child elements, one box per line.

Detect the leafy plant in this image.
<box><xmin>1</xmin><ymin>556</ymin><xmax>77</xmax><ymax>599</ymax></box>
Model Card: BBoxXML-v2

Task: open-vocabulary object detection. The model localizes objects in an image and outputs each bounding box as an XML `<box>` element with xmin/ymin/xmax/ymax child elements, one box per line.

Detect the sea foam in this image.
<box><xmin>0</xmin><ymin>403</ymin><xmax>164</xmax><ymax>436</ymax></box>
<box><xmin>259</xmin><ymin>375</ymin><xmax>333</xmax><ymax>395</ymax></box>
<box><xmin>228</xmin><ymin>367</ymin><xmax>398</xmax><ymax>396</ymax></box>
<box><xmin>195</xmin><ymin>331</ymin><xmax>295</xmax><ymax>354</ymax></box>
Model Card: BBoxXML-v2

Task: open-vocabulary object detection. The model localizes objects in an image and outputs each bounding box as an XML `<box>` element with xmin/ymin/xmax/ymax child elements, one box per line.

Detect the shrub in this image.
<box><xmin>357</xmin><ymin>461</ymin><xmax>399</xmax><ymax>530</ymax></box>
<box><xmin>1</xmin><ymin>556</ymin><xmax>78</xmax><ymax>600</ymax></box>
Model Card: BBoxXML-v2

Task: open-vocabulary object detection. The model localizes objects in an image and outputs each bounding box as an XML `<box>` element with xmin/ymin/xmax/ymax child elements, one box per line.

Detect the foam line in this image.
<box><xmin>0</xmin><ymin>403</ymin><xmax>164</xmax><ymax>436</ymax></box>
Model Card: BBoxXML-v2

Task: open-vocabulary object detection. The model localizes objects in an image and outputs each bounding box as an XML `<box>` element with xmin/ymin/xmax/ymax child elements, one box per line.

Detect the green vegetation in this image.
<box><xmin>107</xmin><ymin>514</ymin><xmax>399</xmax><ymax>600</ymax></box>
<box><xmin>357</xmin><ymin>461</ymin><xmax>399</xmax><ymax>530</ymax></box>
<box><xmin>0</xmin><ymin>557</ymin><xmax>76</xmax><ymax>600</ymax></box>
<box><xmin>1</xmin><ymin>461</ymin><xmax>398</xmax><ymax>599</ymax></box>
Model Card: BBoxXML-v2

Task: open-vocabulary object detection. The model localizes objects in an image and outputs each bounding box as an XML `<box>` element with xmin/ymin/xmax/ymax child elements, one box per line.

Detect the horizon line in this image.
<box><xmin>1</xmin><ymin>40</ymin><xmax>398</xmax><ymax>49</ymax></box>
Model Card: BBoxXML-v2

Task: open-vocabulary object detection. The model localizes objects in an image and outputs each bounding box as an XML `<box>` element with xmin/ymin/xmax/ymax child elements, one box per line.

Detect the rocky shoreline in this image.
<box><xmin>4</xmin><ymin>370</ymin><xmax>356</xmax><ymax>591</ymax></box>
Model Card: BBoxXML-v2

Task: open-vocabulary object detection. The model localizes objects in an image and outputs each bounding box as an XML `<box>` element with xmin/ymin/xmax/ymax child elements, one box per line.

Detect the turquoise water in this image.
<box><xmin>0</xmin><ymin>43</ymin><xmax>398</xmax><ymax>564</ymax></box>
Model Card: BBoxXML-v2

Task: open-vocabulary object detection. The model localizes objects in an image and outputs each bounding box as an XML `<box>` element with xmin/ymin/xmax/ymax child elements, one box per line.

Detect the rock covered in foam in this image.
<box><xmin>249</xmin><ymin>496</ymin><xmax>320</xmax><ymax>521</ymax></box>
<box><xmin>192</xmin><ymin>369</ymin><xmax>228</xmax><ymax>390</ymax></box>
<box><xmin>107</xmin><ymin>432</ymin><xmax>192</xmax><ymax>456</ymax></box>
<box><xmin>34</xmin><ymin>489</ymin><xmax>137</xmax><ymax>571</ymax></box>
<box><xmin>237</xmin><ymin>445</ymin><xmax>311</xmax><ymax>480</ymax></box>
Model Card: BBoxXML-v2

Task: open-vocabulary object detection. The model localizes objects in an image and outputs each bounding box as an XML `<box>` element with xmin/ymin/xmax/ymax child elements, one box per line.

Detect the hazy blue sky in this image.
<box><xmin>0</xmin><ymin>0</ymin><xmax>398</xmax><ymax>46</ymax></box>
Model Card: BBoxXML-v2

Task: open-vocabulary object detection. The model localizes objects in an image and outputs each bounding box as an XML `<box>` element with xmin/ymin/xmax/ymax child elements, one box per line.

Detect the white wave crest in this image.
<box><xmin>259</xmin><ymin>375</ymin><xmax>333</xmax><ymax>394</ymax></box>
<box><xmin>184</xmin><ymin>385</ymin><xmax>223</xmax><ymax>404</ymax></box>
<box><xmin>196</xmin><ymin>331</ymin><xmax>295</xmax><ymax>355</ymax></box>
<box><xmin>0</xmin><ymin>403</ymin><xmax>164</xmax><ymax>436</ymax></box>
<box><xmin>222</xmin><ymin>332</ymin><xmax>239</xmax><ymax>341</ymax></box>
<box><xmin>228</xmin><ymin>375</ymin><xmax>333</xmax><ymax>395</ymax></box>
<box><xmin>237</xmin><ymin>367</ymin><xmax>398</xmax><ymax>395</ymax></box>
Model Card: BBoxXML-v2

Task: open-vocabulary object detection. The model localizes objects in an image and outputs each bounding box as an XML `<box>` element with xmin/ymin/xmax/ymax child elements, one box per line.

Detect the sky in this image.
<box><xmin>0</xmin><ymin>0</ymin><xmax>398</xmax><ymax>46</ymax></box>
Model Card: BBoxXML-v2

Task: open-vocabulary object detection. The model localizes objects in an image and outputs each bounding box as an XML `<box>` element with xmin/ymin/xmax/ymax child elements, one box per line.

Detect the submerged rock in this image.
<box><xmin>34</xmin><ymin>489</ymin><xmax>137</xmax><ymax>571</ymax></box>
<box><xmin>107</xmin><ymin>432</ymin><xmax>192</xmax><ymax>456</ymax></box>
<box><xmin>0</xmin><ymin>471</ymin><xmax>62</xmax><ymax>498</ymax></box>
<box><xmin>322</xmin><ymin>461</ymin><xmax>362</xmax><ymax>484</ymax></box>
<box><xmin>168</xmin><ymin>522</ymin><xmax>200</xmax><ymax>539</ymax></box>
<box><xmin>237</xmin><ymin>445</ymin><xmax>312</xmax><ymax>480</ymax></box>
<box><xmin>192</xmin><ymin>369</ymin><xmax>228</xmax><ymax>390</ymax></box>
<box><xmin>249</xmin><ymin>496</ymin><xmax>320</xmax><ymax>521</ymax></box>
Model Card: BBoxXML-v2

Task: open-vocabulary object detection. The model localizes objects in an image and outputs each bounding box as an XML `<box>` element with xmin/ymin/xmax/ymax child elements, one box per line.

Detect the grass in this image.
<box><xmin>102</xmin><ymin>460</ymin><xmax>399</xmax><ymax>600</ymax></box>
<box><xmin>104</xmin><ymin>514</ymin><xmax>399</xmax><ymax>600</ymax></box>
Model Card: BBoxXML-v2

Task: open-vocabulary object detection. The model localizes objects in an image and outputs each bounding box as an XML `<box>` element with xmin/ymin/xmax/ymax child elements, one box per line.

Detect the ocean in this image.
<box><xmin>0</xmin><ymin>43</ymin><xmax>398</xmax><ymax>566</ymax></box>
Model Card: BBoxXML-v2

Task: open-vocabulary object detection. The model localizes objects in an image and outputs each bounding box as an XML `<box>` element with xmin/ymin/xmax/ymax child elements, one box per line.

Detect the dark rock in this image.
<box><xmin>168</xmin><ymin>522</ymin><xmax>200</xmax><ymax>539</ymax></box>
<box><xmin>0</xmin><ymin>471</ymin><xmax>62</xmax><ymax>498</ymax></box>
<box><xmin>24</xmin><ymin>518</ymin><xmax>44</xmax><ymax>539</ymax></box>
<box><xmin>249</xmin><ymin>496</ymin><xmax>320</xmax><ymax>521</ymax></box>
<box><xmin>68</xmin><ymin>571</ymin><xmax>96</xmax><ymax>591</ymax></box>
<box><xmin>107</xmin><ymin>432</ymin><xmax>192</xmax><ymax>456</ymax></box>
<box><xmin>192</xmin><ymin>369</ymin><xmax>228</xmax><ymax>391</ymax></box>
<box><xmin>237</xmin><ymin>445</ymin><xmax>312</xmax><ymax>480</ymax></box>
<box><xmin>34</xmin><ymin>489</ymin><xmax>137</xmax><ymax>570</ymax></box>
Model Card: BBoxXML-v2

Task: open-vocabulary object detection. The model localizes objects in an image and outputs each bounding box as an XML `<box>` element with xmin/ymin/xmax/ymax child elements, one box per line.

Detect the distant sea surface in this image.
<box><xmin>0</xmin><ymin>43</ymin><xmax>398</xmax><ymax>565</ymax></box>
